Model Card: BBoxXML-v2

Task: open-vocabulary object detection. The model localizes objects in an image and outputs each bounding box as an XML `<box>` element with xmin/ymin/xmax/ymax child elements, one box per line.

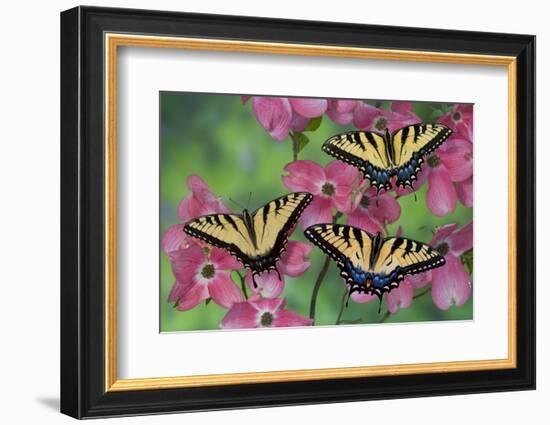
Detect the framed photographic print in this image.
<box><xmin>60</xmin><ymin>6</ymin><xmax>536</xmax><ymax>419</ymax></box>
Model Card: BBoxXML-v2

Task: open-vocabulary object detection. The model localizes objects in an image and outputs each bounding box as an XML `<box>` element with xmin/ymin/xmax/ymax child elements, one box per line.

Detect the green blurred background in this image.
<box><xmin>160</xmin><ymin>92</ymin><xmax>473</xmax><ymax>332</ymax></box>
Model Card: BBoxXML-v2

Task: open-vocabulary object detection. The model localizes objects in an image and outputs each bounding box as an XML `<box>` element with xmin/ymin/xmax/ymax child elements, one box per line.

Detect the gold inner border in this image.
<box><xmin>104</xmin><ymin>33</ymin><xmax>518</xmax><ymax>392</ymax></box>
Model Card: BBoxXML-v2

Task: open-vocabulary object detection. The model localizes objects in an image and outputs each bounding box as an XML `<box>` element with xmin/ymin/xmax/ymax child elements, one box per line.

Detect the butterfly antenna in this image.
<box><xmin>252</xmin><ymin>273</ymin><xmax>258</xmax><ymax>288</ymax></box>
<box><xmin>275</xmin><ymin>268</ymin><xmax>282</xmax><ymax>282</ymax></box>
<box><xmin>228</xmin><ymin>197</ymin><xmax>245</xmax><ymax>210</ymax></box>
<box><xmin>247</xmin><ymin>191</ymin><xmax>252</xmax><ymax>209</ymax></box>
<box><xmin>377</xmin><ymin>294</ymin><xmax>383</xmax><ymax>314</ymax></box>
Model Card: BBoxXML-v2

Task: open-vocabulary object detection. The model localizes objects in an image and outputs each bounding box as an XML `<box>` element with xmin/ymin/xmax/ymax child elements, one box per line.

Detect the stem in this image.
<box><xmin>413</xmin><ymin>286</ymin><xmax>432</xmax><ymax>300</ymax></box>
<box><xmin>335</xmin><ymin>289</ymin><xmax>348</xmax><ymax>324</ymax></box>
<box><xmin>309</xmin><ymin>211</ymin><xmax>343</xmax><ymax>324</ymax></box>
<box><xmin>290</xmin><ymin>132</ymin><xmax>298</xmax><ymax>162</ymax></box>
<box><xmin>309</xmin><ymin>256</ymin><xmax>330</xmax><ymax>323</ymax></box>
<box><xmin>378</xmin><ymin>310</ymin><xmax>391</xmax><ymax>323</ymax></box>
<box><xmin>236</xmin><ymin>271</ymin><xmax>248</xmax><ymax>300</ymax></box>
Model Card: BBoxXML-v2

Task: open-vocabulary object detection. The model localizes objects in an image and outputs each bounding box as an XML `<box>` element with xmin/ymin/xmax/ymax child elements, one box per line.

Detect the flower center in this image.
<box><xmin>321</xmin><ymin>182</ymin><xmax>335</xmax><ymax>196</ymax></box>
<box><xmin>436</xmin><ymin>242</ymin><xmax>449</xmax><ymax>256</ymax></box>
<box><xmin>427</xmin><ymin>154</ymin><xmax>441</xmax><ymax>168</ymax></box>
<box><xmin>360</xmin><ymin>195</ymin><xmax>370</xmax><ymax>208</ymax></box>
<box><xmin>260</xmin><ymin>312</ymin><xmax>274</xmax><ymax>327</ymax></box>
<box><xmin>452</xmin><ymin>111</ymin><xmax>462</xmax><ymax>122</ymax></box>
<box><xmin>201</xmin><ymin>263</ymin><xmax>215</xmax><ymax>279</ymax></box>
<box><xmin>374</xmin><ymin>116</ymin><xmax>388</xmax><ymax>131</ymax></box>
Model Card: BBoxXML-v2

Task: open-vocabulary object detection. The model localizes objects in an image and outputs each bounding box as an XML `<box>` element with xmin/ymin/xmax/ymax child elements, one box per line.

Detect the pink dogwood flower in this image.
<box><xmin>421</xmin><ymin>138</ymin><xmax>473</xmax><ymax>216</ymax></box>
<box><xmin>251</xmin><ymin>96</ymin><xmax>293</xmax><ymax>141</ymax></box>
<box><xmin>353</xmin><ymin>102</ymin><xmax>421</xmax><ymax>132</ymax></box>
<box><xmin>168</xmin><ymin>245</ymin><xmax>244</xmax><ymax>311</ymax></box>
<box><xmin>220</xmin><ymin>295</ymin><xmax>313</xmax><ymax>329</ymax></box>
<box><xmin>347</xmin><ymin>185</ymin><xmax>401</xmax><ymax>235</ymax></box>
<box><xmin>326</xmin><ymin>99</ymin><xmax>359</xmax><ymax>125</ymax></box>
<box><xmin>438</xmin><ymin>104</ymin><xmax>473</xmax><ymax>142</ymax></box>
<box><xmin>282</xmin><ymin>160</ymin><xmax>360</xmax><ymax>228</ymax></box>
<box><xmin>410</xmin><ymin>222</ymin><xmax>473</xmax><ymax>310</ymax></box>
<box><xmin>246</xmin><ymin>241</ymin><xmax>313</xmax><ymax>298</ymax></box>
<box><xmin>177</xmin><ymin>175</ymin><xmax>230</xmax><ymax>221</ymax></box>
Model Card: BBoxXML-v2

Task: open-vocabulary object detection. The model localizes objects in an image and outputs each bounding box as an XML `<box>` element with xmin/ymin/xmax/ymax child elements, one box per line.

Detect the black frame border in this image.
<box><xmin>60</xmin><ymin>6</ymin><xmax>535</xmax><ymax>419</ymax></box>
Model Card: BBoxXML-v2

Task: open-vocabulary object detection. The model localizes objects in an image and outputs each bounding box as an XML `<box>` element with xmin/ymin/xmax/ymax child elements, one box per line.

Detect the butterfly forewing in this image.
<box><xmin>251</xmin><ymin>192</ymin><xmax>313</xmax><ymax>258</ymax></box>
<box><xmin>373</xmin><ymin>236</ymin><xmax>445</xmax><ymax>276</ymax></box>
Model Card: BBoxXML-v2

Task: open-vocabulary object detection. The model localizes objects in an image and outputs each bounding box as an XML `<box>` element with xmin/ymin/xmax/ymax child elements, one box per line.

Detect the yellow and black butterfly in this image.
<box><xmin>304</xmin><ymin>224</ymin><xmax>445</xmax><ymax>307</ymax></box>
<box><xmin>322</xmin><ymin>123</ymin><xmax>452</xmax><ymax>191</ymax></box>
<box><xmin>184</xmin><ymin>192</ymin><xmax>313</xmax><ymax>287</ymax></box>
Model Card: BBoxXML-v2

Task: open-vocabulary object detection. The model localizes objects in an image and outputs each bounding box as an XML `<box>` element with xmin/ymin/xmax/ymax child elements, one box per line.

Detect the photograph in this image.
<box><xmin>160</xmin><ymin>93</ymin><xmax>474</xmax><ymax>332</ymax></box>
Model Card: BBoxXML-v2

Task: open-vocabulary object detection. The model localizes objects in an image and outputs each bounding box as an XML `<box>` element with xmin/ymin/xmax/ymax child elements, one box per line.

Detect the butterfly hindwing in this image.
<box><xmin>322</xmin><ymin>131</ymin><xmax>393</xmax><ymax>191</ymax></box>
<box><xmin>184</xmin><ymin>192</ymin><xmax>312</xmax><ymax>278</ymax></box>
<box><xmin>391</xmin><ymin>123</ymin><xmax>453</xmax><ymax>188</ymax></box>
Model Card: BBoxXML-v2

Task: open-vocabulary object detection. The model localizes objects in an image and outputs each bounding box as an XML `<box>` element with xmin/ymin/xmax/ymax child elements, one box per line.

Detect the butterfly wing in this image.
<box><xmin>304</xmin><ymin>224</ymin><xmax>375</xmax><ymax>293</ymax></box>
<box><xmin>322</xmin><ymin>131</ymin><xmax>393</xmax><ymax>191</ymax></box>
<box><xmin>184</xmin><ymin>213</ymin><xmax>256</xmax><ymax>267</ymax></box>
<box><xmin>249</xmin><ymin>192</ymin><xmax>313</xmax><ymax>271</ymax></box>
<box><xmin>391</xmin><ymin>123</ymin><xmax>452</xmax><ymax>188</ymax></box>
<box><xmin>371</xmin><ymin>236</ymin><xmax>446</xmax><ymax>293</ymax></box>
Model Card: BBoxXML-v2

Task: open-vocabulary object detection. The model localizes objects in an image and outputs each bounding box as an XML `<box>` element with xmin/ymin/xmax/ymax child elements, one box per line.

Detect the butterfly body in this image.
<box><xmin>322</xmin><ymin>123</ymin><xmax>452</xmax><ymax>191</ymax></box>
<box><xmin>304</xmin><ymin>224</ymin><xmax>445</xmax><ymax>301</ymax></box>
<box><xmin>184</xmin><ymin>192</ymin><xmax>313</xmax><ymax>286</ymax></box>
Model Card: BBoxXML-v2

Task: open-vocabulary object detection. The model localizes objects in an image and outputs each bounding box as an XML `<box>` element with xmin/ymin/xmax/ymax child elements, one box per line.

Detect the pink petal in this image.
<box><xmin>353</xmin><ymin>102</ymin><xmax>381</xmax><ymax>129</ymax></box>
<box><xmin>290</xmin><ymin>112</ymin><xmax>310</xmax><ymax>132</ymax></box>
<box><xmin>289</xmin><ymin>98</ymin><xmax>328</xmax><ymax>118</ymax></box>
<box><xmin>326</xmin><ymin>160</ymin><xmax>360</xmax><ymax>187</ymax></box>
<box><xmin>175</xmin><ymin>281</ymin><xmax>209</xmax><ymax>311</ymax></box>
<box><xmin>170</xmin><ymin>245</ymin><xmax>205</xmax><ymax>285</ymax></box>
<box><xmin>247</xmin><ymin>270</ymin><xmax>285</xmax><ymax>298</ymax></box>
<box><xmin>405</xmin><ymin>271</ymin><xmax>432</xmax><ymax>289</ymax></box>
<box><xmin>431</xmin><ymin>255</ymin><xmax>472</xmax><ymax>310</ymax></box>
<box><xmin>391</xmin><ymin>101</ymin><xmax>413</xmax><ymax>114</ymax></box>
<box><xmin>326</xmin><ymin>100</ymin><xmax>357</xmax><ymax>125</ymax></box>
<box><xmin>350</xmin><ymin>292</ymin><xmax>377</xmax><ymax>304</ymax></box>
<box><xmin>279</xmin><ymin>241</ymin><xmax>312</xmax><ymax>277</ymax></box>
<box><xmin>249</xmin><ymin>296</ymin><xmax>285</xmax><ymax>313</ymax></box>
<box><xmin>426</xmin><ymin>167</ymin><xmax>457</xmax><ymax>216</ymax></box>
<box><xmin>168</xmin><ymin>280</ymin><xmax>190</xmax><ymax>303</ymax></box>
<box><xmin>208</xmin><ymin>271</ymin><xmax>244</xmax><ymax>308</ymax></box>
<box><xmin>368</xmin><ymin>192</ymin><xmax>401</xmax><ymax>225</ymax></box>
<box><xmin>178</xmin><ymin>175</ymin><xmax>229</xmax><ymax>221</ymax></box>
<box><xmin>210</xmin><ymin>247</ymin><xmax>243</xmax><ymax>270</ymax></box>
<box><xmin>430</xmin><ymin>223</ymin><xmax>458</xmax><ymax>246</ymax></box>
<box><xmin>252</xmin><ymin>96</ymin><xmax>292</xmax><ymax>141</ymax></box>
<box><xmin>385</xmin><ymin>111</ymin><xmax>421</xmax><ymax>133</ymax></box>
<box><xmin>456</xmin><ymin>177</ymin><xmax>473</xmax><ymax>208</ymax></box>
<box><xmin>346</xmin><ymin>208</ymin><xmax>383</xmax><ymax>235</ymax></box>
<box><xmin>439</xmin><ymin>139</ymin><xmax>473</xmax><ymax>182</ymax></box>
<box><xmin>386</xmin><ymin>280</ymin><xmax>413</xmax><ymax>314</ymax></box>
<box><xmin>273</xmin><ymin>309</ymin><xmax>313</xmax><ymax>327</ymax></box>
<box><xmin>220</xmin><ymin>302</ymin><xmax>260</xmax><ymax>329</ymax></box>
<box><xmin>161</xmin><ymin>224</ymin><xmax>187</xmax><ymax>255</ymax></box>
<box><xmin>282</xmin><ymin>160</ymin><xmax>326</xmax><ymax>194</ymax></box>
<box><xmin>448</xmin><ymin>221</ymin><xmax>473</xmax><ymax>256</ymax></box>
<box><xmin>299</xmin><ymin>196</ymin><xmax>333</xmax><ymax>229</ymax></box>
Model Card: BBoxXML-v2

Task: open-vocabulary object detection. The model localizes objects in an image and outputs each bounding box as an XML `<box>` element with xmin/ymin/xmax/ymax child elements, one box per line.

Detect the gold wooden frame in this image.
<box><xmin>104</xmin><ymin>33</ymin><xmax>517</xmax><ymax>392</ymax></box>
